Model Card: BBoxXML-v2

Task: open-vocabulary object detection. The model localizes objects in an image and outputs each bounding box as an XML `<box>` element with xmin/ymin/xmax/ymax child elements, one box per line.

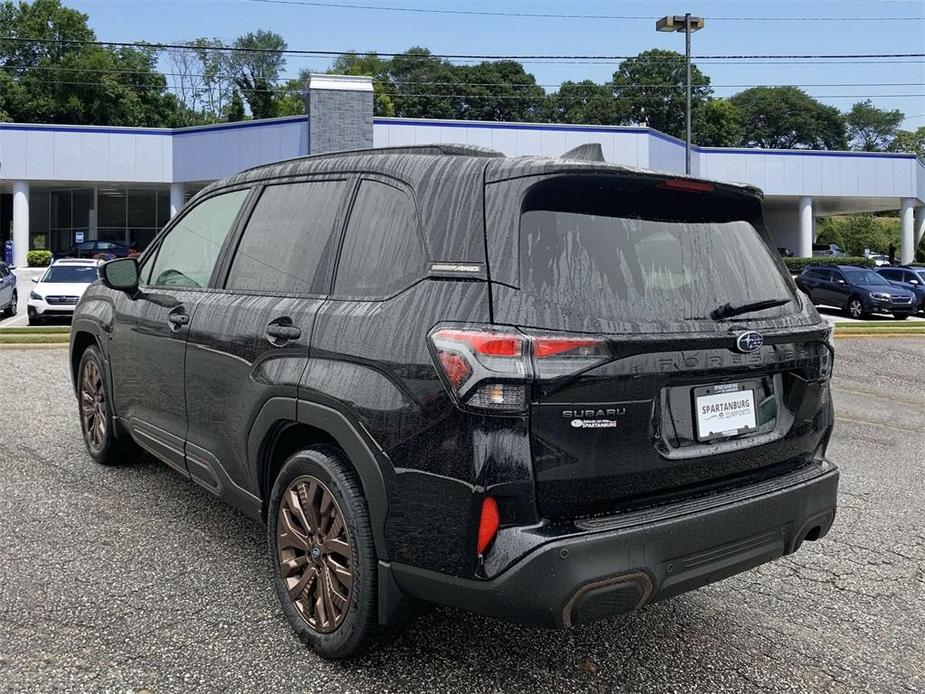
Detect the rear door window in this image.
<box><xmin>226</xmin><ymin>180</ymin><xmax>347</xmax><ymax>295</ymax></box>
<box><xmin>334</xmin><ymin>179</ymin><xmax>426</xmax><ymax>298</ymax></box>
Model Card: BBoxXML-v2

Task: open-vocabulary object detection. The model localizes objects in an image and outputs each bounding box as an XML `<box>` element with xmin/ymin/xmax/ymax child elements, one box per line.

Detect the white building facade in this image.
<box><xmin>1</xmin><ymin>75</ymin><xmax>923</xmax><ymax>268</ymax></box>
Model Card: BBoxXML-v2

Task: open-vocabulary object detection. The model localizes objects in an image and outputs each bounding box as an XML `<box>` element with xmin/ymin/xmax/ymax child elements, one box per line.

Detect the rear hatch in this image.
<box><xmin>484</xmin><ymin>170</ymin><xmax>832</xmax><ymax>519</ymax></box>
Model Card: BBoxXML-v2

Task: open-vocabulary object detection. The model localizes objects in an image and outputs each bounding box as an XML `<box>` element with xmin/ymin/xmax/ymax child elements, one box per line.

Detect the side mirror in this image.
<box><xmin>100</xmin><ymin>257</ymin><xmax>140</xmax><ymax>293</ymax></box>
<box><xmin>31</xmin><ymin>277</ymin><xmax>39</xmax><ymax>283</ymax></box>
<box><xmin>836</xmin><ymin>279</ymin><xmax>846</xmax><ymax>285</ymax></box>
<box><xmin>910</xmin><ymin>279</ymin><xmax>920</xmax><ymax>285</ymax></box>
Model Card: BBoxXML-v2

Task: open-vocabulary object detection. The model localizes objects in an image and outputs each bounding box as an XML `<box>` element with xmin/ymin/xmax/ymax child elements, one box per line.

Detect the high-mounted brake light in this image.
<box><xmin>477</xmin><ymin>497</ymin><xmax>500</xmax><ymax>555</ymax></box>
<box><xmin>429</xmin><ymin>326</ymin><xmax>612</xmax><ymax>413</ymax></box>
<box><xmin>660</xmin><ymin>178</ymin><xmax>715</xmax><ymax>193</ymax></box>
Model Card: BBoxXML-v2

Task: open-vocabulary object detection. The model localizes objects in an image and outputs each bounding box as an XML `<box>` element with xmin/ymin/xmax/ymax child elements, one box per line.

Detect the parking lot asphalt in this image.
<box><xmin>0</xmin><ymin>338</ymin><xmax>922</xmax><ymax>693</ymax></box>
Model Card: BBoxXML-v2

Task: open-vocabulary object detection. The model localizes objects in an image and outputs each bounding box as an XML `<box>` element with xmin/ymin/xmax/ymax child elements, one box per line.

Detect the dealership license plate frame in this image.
<box><xmin>693</xmin><ymin>383</ymin><xmax>759</xmax><ymax>442</ymax></box>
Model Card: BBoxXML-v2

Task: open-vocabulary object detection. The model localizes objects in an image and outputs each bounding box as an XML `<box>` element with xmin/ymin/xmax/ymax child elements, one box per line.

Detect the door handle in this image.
<box><xmin>266</xmin><ymin>320</ymin><xmax>301</xmax><ymax>343</ymax></box>
<box><xmin>168</xmin><ymin>310</ymin><xmax>189</xmax><ymax>327</ymax></box>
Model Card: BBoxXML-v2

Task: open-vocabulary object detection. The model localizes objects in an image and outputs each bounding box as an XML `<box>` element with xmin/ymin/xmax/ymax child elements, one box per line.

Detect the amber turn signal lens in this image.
<box><xmin>477</xmin><ymin>496</ymin><xmax>501</xmax><ymax>555</ymax></box>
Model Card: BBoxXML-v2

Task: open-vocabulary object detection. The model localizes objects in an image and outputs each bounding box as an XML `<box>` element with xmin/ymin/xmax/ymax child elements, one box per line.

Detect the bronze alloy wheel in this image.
<box><xmin>277</xmin><ymin>475</ymin><xmax>355</xmax><ymax>633</ymax></box>
<box><xmin>80</xmin><ymin>358</ymin><xmax>107</xmax><ymax>451</ymax></box>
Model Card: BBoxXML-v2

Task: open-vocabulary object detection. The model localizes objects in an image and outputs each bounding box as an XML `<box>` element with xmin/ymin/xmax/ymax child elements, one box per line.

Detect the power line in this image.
<box><xmin>3</xmin><ymin>65</ymin><xmax>922</xmax><ymax>90</ymax></box>
<box><xmin>6</xmin><ymin>76</ymin><xmax>923</xmax><ymax>101</ymax></box>
<box><xmin>1</xmin><ymin>36</ymin><xmax>922</xmax><ymax>61</ymax></box>
<box><xmin>240</xmin><ymin>0</ymin><xmax>925</xmax><ymax>21</ymax></box>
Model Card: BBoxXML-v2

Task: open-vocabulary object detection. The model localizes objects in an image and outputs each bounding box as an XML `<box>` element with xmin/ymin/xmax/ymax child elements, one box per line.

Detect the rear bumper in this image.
<box><xmin>389</xmin><ymin>460</ymin><xmax>838</xmax><ymax>628</ymax></box>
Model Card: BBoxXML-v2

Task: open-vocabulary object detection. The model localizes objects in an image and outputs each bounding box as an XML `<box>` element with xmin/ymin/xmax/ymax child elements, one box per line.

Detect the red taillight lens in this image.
<box><xmin>436</xmin><ymin>350</ymin><xmax>472</xmax><ymax>388</ymax></box>
<box><xmin>477</xmin><ymin>496</ymin><xmax>500</xmax><ymax>555</ymax></box>
<box><xmin>534</xmin><ymin>337</ymin><xmax>606</xmax><ymax>359</ymax></box>
<box><xmin>434</xmin><ymin>329</ymin><xmax>523</xmax><ymax>357</ymax></box>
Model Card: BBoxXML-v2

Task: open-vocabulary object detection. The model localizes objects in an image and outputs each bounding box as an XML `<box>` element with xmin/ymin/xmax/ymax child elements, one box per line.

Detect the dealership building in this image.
<box><xmin>1</xmin><ymin>74</ymin><xmax>924</xmax><ymax>269</ymax></box>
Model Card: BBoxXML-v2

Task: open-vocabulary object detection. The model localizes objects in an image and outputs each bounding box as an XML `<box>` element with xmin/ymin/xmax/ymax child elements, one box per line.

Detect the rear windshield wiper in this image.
<box><xmin>710</xmin><ymin>298</ymin><xmax>790</xmax><ymax>320</ymax></box>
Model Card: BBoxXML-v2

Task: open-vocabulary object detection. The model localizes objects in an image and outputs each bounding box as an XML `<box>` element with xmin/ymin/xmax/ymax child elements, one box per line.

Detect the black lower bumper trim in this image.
<box><xmin>388</xmin><ymin>461</ymin><xmax>838</xmax><ymax>628</ymax></box>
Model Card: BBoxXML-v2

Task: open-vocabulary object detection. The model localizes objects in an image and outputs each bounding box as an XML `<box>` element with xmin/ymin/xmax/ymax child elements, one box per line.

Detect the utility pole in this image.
<box><xmin>656</xmin><ymin>14</ymin><xmax>705</xmax><ymax>175</ymax></box>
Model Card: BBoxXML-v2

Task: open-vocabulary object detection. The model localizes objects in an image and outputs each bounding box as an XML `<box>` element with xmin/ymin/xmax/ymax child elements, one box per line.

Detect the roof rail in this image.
<box><xmin>241</xmin><ymin>143</ymin><xmax>504</xmax><ymax>173</ymax></box>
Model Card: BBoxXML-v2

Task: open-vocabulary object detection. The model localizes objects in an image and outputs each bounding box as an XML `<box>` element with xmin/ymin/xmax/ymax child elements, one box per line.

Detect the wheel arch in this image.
<box><xmin>69</xmin><ymin>322</ymin><xmax>106</xmax><ymax>395</ymax></box>
<box><xmin>249</xmin><ymin>398</ymin><xmax>392</xmax><ymax>560</ymax></box>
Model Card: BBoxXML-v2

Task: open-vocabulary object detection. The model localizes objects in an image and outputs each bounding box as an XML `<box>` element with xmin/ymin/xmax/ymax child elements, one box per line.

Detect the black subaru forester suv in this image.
<box><xmin>70</xmin><ymin>144</ymin><xmax>838</xmax><ymax>659</ymax></box>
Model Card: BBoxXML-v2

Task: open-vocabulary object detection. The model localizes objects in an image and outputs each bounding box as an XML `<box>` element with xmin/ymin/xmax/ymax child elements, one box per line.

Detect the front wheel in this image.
<box><xmin>893</xmin><ymin>313</ymin><xmax>910</xmax><ymax>320</ymax></box>
<box><xmin>27</xmin><ymin>312</ymin><xmax>41</xmax><ymax>326</ymax></box>
<box><xmin>268</xmin><ymin>446</ymin><xmax>377</xmax><ymax>660</ymax></box>
<box><xmin>846</xmin><ymin>297</ymin><xmax>867</xmax><ymax>319</ymax></box>
<box><xmin>77</xmin><ymin>346</ymin><xmax>135</xmax><ymax>465</ymax></box>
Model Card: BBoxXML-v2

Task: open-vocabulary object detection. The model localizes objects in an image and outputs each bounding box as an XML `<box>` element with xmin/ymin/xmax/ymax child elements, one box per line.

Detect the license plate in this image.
<box><xmin>695</xmin><ymin>385</ymin><xmax>757</xmax><ymax>440</ymax></box>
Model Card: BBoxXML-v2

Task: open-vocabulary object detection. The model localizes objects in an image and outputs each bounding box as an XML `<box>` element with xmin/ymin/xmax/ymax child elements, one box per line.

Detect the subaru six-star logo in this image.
<box><xmin>735</xmin><ymin>331</ymin><xmax>764</xmax><ymax>353</ymax></box>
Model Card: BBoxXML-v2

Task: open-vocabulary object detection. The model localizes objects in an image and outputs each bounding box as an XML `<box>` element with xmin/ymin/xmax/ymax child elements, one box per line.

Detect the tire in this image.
<box><xmin>845</xmin><ymin>296</ymin><xmax>867</xmax><ymax>319</ymax></box>
<box><xmin>27</xmin><ymin>313</ymin><xmax>41</xmax><ymax>326</ymax></box>
<box><xmin>893</xmin><ymin>313</ymin><xmax>909</xmax><ymax>320</ymax></box>
<box><xmin>8</xmin><ymin>291</ymin><xmax>16</xmax><ymax>317</ymax></box>
<box><xmin>77</xmin><ymin>345</ymin><xmax>134</xmax><ymax>465</ymax></box>
<box><xmin>268</xmin><ymin>446</ymin><xmax>377</xmax><ymax>660</ymax></box>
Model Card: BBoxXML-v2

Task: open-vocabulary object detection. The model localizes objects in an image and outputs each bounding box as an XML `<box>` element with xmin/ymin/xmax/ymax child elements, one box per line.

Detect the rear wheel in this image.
<box><xmin>846</xmin><ymin>297</ymin><xmax>867</xmax><ymax>319</ymax></box>
<box><xmin>268</xmin><ymin>446</ymin><xmax>377</xmax><ymax>659</ymax></box>
<box><xmin>893</xmin><ymin>313</ymin><xmax>909</xmax><ymax>320</ymax></box>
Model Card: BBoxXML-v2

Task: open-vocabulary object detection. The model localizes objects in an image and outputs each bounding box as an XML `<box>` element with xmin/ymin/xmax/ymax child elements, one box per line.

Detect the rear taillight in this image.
<box><xmin>429</xmin><ymin>326</ymin><xmax>612</xmax><ymax>413</ymax></box>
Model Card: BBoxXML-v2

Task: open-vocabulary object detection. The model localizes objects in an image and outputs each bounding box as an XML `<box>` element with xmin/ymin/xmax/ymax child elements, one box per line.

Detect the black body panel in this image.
<box><xmin>69</xmin><ymin>146</ymin><xmax>839</xmax><ymax>634</ymax></box>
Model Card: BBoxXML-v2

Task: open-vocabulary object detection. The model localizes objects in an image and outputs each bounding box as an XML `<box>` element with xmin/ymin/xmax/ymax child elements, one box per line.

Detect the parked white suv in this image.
<box><xmin>28</xmin><ymin>258</ymin><xmax>101</xmax><ymax>325</ymax></box>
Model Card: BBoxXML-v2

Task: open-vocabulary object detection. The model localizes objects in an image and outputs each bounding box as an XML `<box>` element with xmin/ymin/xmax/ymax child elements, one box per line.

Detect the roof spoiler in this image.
<box><xmin>560</xmin><ymin>143</ymin><xmax>605</xmax><ymax>162</ymax></box>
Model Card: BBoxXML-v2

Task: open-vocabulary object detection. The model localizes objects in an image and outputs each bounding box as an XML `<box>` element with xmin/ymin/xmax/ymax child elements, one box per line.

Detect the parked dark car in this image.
<box><xmin>0</xmin><ymin>261</ymin><xmax>17</xmax><ymax>318</ymax></box>
<box><xmin>796</xmin><ymin>265</ymin><xmax>917</xmax><ymax>319</ymax></box>
<box><xmin>812</xmin><ymin>243</ymin><xmax>845</xmax><ymax>257</ymax></box>
<box><xmin>55</xmin><ymin>240</ymin><xmax>135</xmax><ymax>260</ymax></box>
<box><xmin>876</xmin><ymin>266</ymin><xmax>925</xmax><ymax>312</ymax></box>
<box><xmin>70</xmin><ymin>144</ymin><xmax>839</xmax><ymax>659</ymax></box>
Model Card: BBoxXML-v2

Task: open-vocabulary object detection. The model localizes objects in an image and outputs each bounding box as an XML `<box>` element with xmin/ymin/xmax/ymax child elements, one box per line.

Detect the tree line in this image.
<box><xmin>1</xmin><ymin>0</ymin><xmax>923</xmax><ymax>158</ymax></box>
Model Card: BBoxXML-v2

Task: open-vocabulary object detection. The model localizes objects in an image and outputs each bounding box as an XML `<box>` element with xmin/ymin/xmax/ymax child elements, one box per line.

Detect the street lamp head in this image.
<box><xmin>656</xmin><ymin>15</ymin><xmax>705</xmax><ymax>32</ymax></box>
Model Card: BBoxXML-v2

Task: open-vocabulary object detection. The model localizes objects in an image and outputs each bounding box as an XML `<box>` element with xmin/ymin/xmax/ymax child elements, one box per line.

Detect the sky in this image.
<box><xmin>66</xmin><ymin>0</ymin><xmax>925</xmax><ymax>129</ymax></box>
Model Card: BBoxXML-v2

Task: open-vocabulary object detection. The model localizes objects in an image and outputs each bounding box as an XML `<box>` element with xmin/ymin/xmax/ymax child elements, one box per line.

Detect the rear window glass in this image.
<box><xmin>519</xmin><ymin>184</ymin><xmax>795</xmax><ymax>323</ymax></box>
<box><xmin>844</xmin><ymin>269</ymin><xmax>888</xmax><ymax>285</ymax></box>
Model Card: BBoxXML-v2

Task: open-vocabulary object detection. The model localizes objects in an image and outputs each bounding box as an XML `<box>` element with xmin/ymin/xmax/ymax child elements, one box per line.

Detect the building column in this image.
<box><xmin>169</xmin><ymin>183</ymin><xmax>186</xmax><ymax>219</ymax></box>
<box><xmin>798</xmin><ymin>196</ymin><xmax>813</xmax><ymax>258</ymax></box>
<box><xmin>12</xmin><ymin>180</ymin><xmax>29</xmax><ymax>268</ymax></box>
<box><xmin>900</xmin><ymin>198</ymin><xmax>915</xmax><ymax>264</ymax></box>
<box><xmin>914</xmin><ymin>205</ymin><xmax>925</xmax><ymax>253</ymax></box>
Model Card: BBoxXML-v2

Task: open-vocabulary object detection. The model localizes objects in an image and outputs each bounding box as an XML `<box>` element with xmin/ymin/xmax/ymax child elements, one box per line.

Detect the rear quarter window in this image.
<box><xmin>333</xmin><ymin>180</ymin><xmax>426</xmax><ymax>299</ymax></box>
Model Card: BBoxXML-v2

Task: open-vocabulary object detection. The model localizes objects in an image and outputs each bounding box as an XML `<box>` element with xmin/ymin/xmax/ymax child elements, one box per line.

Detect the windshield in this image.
<box><xmin>40</xmin><ymin>265</ymin><xmax>98</xmax><ymax>284</ymax></box>
<box><xmin>844</xmin><ymin>270</ymin><xmax>888</xmax><ymax>286</ymax></box>
<box><xmin>519</xmin><ymin>211</ymin><xmax>794</xmax><ymax>323</ymax></box>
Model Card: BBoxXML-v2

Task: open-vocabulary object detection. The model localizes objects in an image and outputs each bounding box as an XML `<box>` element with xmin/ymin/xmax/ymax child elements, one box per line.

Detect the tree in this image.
<box><xmin>693</xmin><ymin>99</ymin><xmax>742</xmax><ymax>147</ymax></box>
<box><xmin>730</xmin><ymin>87</ymin><xmax>847</xmax><ymax>150</ymax></box>
<box><xmin>846</xmin><ymin>99</ymin><xmax>904</xmax><ymax>151</ymax></box>
<box><xmin>229</xmin><ymin>30</ymin><xmax>286</xmax><ymax>119</ymax></box>
<box><xmin>388</xmin><ymin>47</ymin><xmax>462</xmax><ymax>120</ymax></box>
<box><xmin>0</xmin><ymin>0</ymin><xmax>183</xmax><ymax>126</ymax></box>
<box><xmin>329</xmin><ymin>52</ymin><xmax>395</xmax><ymax>116</ymax></box>
<box><xmin>453</xmin><ymin>60</ymin><xmax>544</xmax><ymax>122</ymax></box>
<box><xmin>610</xmin><ymin>49</ymin><xmax>712</xmax><ymax>138</ymax></box>
<box><xmin>542</xmin><ymin>80</ymin><xmax>618</xmax><ymax>125</ymax></box>
<box><xmin>816</xmin><ymin>214</ymin><xmax>899</xmax><ymax>256</ymax></box>
<box><xmin>889</xmin><ymin>127</ymin><xmax>925</xmax><ymax>159</ymax></box>
<box><xmin>224</xmin><ymin>89</ymin><xmax>245</xmax><ymax>121</ymax></box>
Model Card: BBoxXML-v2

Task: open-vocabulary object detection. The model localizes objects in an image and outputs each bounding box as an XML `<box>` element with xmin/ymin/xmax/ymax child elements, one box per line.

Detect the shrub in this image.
<box><xmin>783</xmin><ymin>256</ymin><xmax>874</xmax><ymax>273</ymax></box>
<box><xmin>26</xmin><ymin>250</ymin><xmax>52</xmax><ymax>267</ymax></box>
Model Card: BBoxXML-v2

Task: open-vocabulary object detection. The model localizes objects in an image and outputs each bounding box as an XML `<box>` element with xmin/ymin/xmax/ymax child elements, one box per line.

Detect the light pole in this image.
<box><xmin>656</xmin><ymin>13</ymin><xmax>704</xmax><ymax>175</ymax></box>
